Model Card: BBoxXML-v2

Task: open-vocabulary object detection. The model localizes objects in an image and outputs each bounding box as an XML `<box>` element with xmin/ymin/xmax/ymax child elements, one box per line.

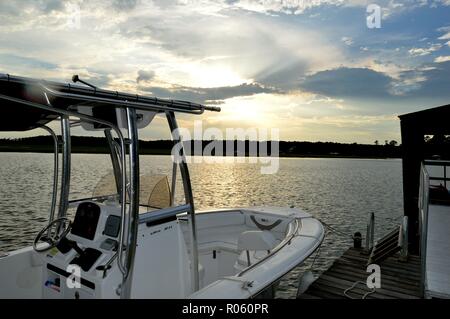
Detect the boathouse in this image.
<box><xmin>399</xmin><ymin>104</ymin><xmax>450</xmax><ymax>252</ymax></box>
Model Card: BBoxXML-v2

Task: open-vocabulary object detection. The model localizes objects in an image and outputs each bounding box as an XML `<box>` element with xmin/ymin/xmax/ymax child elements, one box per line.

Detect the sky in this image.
<box><xmin>1</xmin><ymin>0</ymin><xmax>450</xmax><ymax>143</ymax></box>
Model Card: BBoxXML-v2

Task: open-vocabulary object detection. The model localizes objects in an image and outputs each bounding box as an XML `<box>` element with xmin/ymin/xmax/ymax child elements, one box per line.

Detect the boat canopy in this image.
<box><xmin>0</xmin><ymin>73</ymin><xmax>220</xmax><ymax>131</ymax></box>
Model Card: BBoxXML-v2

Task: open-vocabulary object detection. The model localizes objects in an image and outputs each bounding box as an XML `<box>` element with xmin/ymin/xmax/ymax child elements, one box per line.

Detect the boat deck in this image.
<box><xmin>425</xmin><ymin>204</ymin><xmax>450</xmax><ymax>298</ymax></box>
<box><xmin>298</xmin><ymin>247</ymin><xmax>422</xmax><ymax>299</ymax></box>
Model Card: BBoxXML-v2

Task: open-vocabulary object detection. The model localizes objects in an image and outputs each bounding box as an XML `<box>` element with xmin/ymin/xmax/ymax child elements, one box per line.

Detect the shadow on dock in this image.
<box><xmin>298</xmin><ymin>247</ymin><xmax>421</xmax><ymax>299</ymax></box>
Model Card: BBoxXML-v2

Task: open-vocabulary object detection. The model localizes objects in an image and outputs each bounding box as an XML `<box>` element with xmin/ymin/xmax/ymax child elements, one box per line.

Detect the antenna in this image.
<box><xmin>72</xmin><ymin>74</ymin><xmax>97</xmax><ymax>89</ymax></box>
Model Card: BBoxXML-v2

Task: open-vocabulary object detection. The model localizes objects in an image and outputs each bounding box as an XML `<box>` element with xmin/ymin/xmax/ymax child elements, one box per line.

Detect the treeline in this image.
<box><xmin>0</xmin><ymin>136</ymin><xmax>402</xmax><ymax>158</ymax></box>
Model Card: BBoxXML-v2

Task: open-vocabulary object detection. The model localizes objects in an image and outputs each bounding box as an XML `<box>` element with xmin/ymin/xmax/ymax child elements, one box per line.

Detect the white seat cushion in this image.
<box><xmin>234</xmin><ymin>230</ymin><xmax>278</xmax><ymax>272</ymax></box>
<box><xmin>237</xmin><ymin>230</ymin><xmax>278</xmax><ymax>251</ymax></box>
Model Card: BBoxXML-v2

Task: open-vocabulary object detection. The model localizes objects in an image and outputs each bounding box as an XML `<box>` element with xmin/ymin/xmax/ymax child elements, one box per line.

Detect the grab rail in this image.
<box><xmin>419</xmin><ymin>163</ymin><xmax>430</xmax><ymax>297</ymax></box>
<box><xmin>139</xmin><ymin>204</ymin><xmax>191</xmax><ymax>225</ymax></box>
<box><xmin>38</xmin><ymin>125</ymin><xmax>59</xmax><ymax>226</ymax></box>
<box><xmin>237</xmin><ymin>218</ymin><xmax>301</xmax><ymax>277</ymax></box>
<box><xmin>423</xmin><ymin>160</ymin><xmax>450</xmax><ymax>189</ymax></box>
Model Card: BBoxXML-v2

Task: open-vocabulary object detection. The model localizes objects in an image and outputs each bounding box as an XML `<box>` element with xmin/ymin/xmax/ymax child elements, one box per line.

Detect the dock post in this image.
<box><xmin>399</xmin><ymin>216</ymin><xmax>409</xmax><ymax>261</ymax></box>
<box><xmin>353</xmin><ymin>232</ymin><xmax>362</xmax><ymax>248</ymax></box>
<box><xmin>366</xmin><ymin>212</ymin><xmax>375</xmax><ymax>252</ymax></box>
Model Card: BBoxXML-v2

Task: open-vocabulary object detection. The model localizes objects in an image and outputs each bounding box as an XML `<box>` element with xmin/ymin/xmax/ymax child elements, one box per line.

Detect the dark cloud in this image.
<box><xmin>139</xmin><ymin>82</ymin><xmax>281</xmax><ymax>104</ymax></box>
<box><xmin>151</xmin><ymin>0</ymin><xmax>178</xmax><ymax>9</ymax></box>
<box><xmin>0</xmin><ymin>0</ymin><xmax>63</xmax><ymax>16</ymax></box>
<box><xmin>255</xmin><ymin>61</ymin><xmax>308</xmax><ymax>90</ymax></box>
<box><xmin>300</xmin><ymin>67</ymin><xmax>394</xmax><ymax>98</ymax></box>
<box><xmin>41</xmin><ymin>0</ymin><xmax>64</xmax><ymax>13</ymax></box>
<box><xmin>295</xmin><ymin>63</ymin><xmax>450</xmax><ymax>116</ymax></box>
<box><xmin>112</xmin><ymin>0</ymin><xmax>138</xmax><ymax>10</ymax></box>
<box><xmin>408</xmin><ymin>61</ymin><xmax>450</xmax><ymax>98</ymax></box>
<box><xmin>136</xmin><ymin>70</ymin><xmax>155</xmax><ymax>83</ymax></box>
<box><xmin>0</xmin><ymin>53</ymin><xmax>57</xmax><ymax>70</ymax></box>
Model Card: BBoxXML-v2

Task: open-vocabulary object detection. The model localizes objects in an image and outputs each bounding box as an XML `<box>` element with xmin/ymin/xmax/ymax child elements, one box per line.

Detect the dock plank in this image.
<box><xmin>297</xmin><ymin>247</ymin><xmax>422</xmax><ymax>299</ymax></box>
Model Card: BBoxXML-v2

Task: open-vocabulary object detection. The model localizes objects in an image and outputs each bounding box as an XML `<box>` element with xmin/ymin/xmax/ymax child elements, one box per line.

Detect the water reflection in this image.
<box><xmin>0</xmin><ymin>153</ymin><xmax>403</xmax><ymax>298</ymax></box>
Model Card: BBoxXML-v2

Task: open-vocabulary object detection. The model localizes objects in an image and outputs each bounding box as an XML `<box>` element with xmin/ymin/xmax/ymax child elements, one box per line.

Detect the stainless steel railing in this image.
<box><xmin>38</xmin><ymin>125</ymin><xmax>59</xmax><ymax>226</ymax></box>
<box><xmin>419</xmin><ymin>163</ymin><xmax>430</xmax><ymax>297</ymax></box>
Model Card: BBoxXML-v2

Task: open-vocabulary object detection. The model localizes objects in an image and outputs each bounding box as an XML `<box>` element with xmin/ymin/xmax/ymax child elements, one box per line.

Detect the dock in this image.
<box><xmin>298</xmin><ymin>247</ymin><xmax>422</xmax><ymax>299</ymax></box>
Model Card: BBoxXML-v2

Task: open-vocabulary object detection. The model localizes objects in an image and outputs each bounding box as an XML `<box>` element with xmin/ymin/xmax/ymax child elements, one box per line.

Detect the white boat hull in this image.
<box><xmin>0</xmin><ymin>206</ymin><xmax>324</xmax><ymax>299</ymax></box>
<box><xmin>189</xmin><ymin>207</ymin><xmax>324</xmax><ymax>298</ymax></box>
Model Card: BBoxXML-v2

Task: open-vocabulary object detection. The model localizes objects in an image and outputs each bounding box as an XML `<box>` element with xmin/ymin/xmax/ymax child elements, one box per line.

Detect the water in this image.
<box><xmin>0</xmin><ymin>153</ymin><xmax>403</xmax><ymax>298</ymax></box>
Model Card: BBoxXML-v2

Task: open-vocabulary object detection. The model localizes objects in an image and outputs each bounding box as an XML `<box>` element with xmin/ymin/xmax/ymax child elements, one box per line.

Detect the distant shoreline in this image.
<box><xmin>0</xmin><ymin>136</ymin><xmax>402</xmax><ymax>159</ymax></box>
<box><xmin>0</xmin><ymin>148</ymin><xmax>401</xmax><ymax>160</ymax></box>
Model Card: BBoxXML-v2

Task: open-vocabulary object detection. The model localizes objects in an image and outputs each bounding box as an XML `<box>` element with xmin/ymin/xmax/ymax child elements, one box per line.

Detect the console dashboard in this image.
<box><xmin>42</xmin><ymin>201</ymin><xmax>124</xmax><ymax>299</ymax></box>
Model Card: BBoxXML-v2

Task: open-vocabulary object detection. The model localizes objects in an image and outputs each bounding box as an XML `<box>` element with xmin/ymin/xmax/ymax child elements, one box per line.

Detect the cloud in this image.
<box><xmin>115</xmin><ymin>7</ymin><xmax>345</xmax><ymax>88</ymax></box>
<box><xmin>434</xmin><ymin>55</ymin><xmax>450</xmax><ymax>63</ymax></box>
<box><xmin>438</xmin><ymin>26</ymin><xmax>450</xmax><ymax>40</ymax></box>
<box><xmin>229</xmin><ymin>0</ymin><xmax>345</xmax><ymax>15</ymax></box>
<box><xmin>300</xmin><ymin>67</ymin><xmax>393</xmax><ymax>98</ymax></box>
<box><xmin>1</xmin><ymin>0</ymin><xmax>450</xmax><ymax>144</ymax></box>
<box><xmin>298</xmin><ymin>61</ymin><xmax>450</xmax><ymax>104</ymax></box>
<box><xmin>406</xmin><ymin>60</ymin><xmax>450</xmax><ymax>98</ymax></box>
<box><xmin>138</xmin><ymin>82</ymin><xmax>281</xmax><ymax>104</ymax></box>
<box><xmin>41</xmin><ymin>0</ymin><xmax>65</xmax><ymax>13</ymax></box>
<box><xmin>0</xmin><ymin>53</ymin><xmax>57</xmax><ymax>71</ymax></box>
<box><xmin>408</xmin><ymin>44</ymin><xmax>442</xmax><ymax>56</ymax></box>
<box><xmin>136</xmin><ymin>70</ymin><xmax>155</xmax><ymax>83</ymax></box>
<box><xmin>112</xmin><ymin>0</ymin><xmax>138</xmax><ymax>10</ymax></box>
<box><xmin>341</xmin><ymin>37</ymin><xmax>354</xmax><ymax>46</ymax></box>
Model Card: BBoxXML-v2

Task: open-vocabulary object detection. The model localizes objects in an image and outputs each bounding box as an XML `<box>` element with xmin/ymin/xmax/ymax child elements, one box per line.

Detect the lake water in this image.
<box><xmin>0</xmin><ymin>153</ymin><xmax>404</xmax><ymax>298</ymax></box>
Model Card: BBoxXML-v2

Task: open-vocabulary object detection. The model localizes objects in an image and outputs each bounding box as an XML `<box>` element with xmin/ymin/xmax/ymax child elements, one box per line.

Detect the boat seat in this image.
<box><xmin>233</xmin><ymin>230</ymin><xmax>278</xmax><ymax>272</ymax></box>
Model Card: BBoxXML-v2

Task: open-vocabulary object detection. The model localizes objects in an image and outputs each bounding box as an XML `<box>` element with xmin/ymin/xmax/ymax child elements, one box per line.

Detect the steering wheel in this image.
<box><xmin>33</xmin><ymin>217</ymin><xmax>72</xmax><ymax>252</ymax></box>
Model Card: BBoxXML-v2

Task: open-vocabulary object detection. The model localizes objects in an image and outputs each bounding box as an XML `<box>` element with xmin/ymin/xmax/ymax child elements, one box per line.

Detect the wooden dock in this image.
<box><xmin>298</xmin><ymin>247</ymin><xmax>422</xmax><ymax>299</ymax></box>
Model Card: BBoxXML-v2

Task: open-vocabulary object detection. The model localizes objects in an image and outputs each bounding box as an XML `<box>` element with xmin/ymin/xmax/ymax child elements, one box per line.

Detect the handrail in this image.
<box><xmin>119</xmin><ymin>108</ymin><xmax>140</xmax><ymax>299</ymax></box>
<box><xmin>171</xmin><ymin>162</ymin><xmax>177</xmax><ymax>206</ymax></box>
<box><xmin>139</xmin><ymin>204</ymin><xmax>191</xmax><ymax>225</ymax></box>
<box><xmin>423</xmin><ymin>160</ymin><xmax>450</xmax><ymax>188</ymax></box>
<box><xmin>38</xmin><ymin>125</ymin><xmax>59</xmax><ymax>226</ymax></box>
<box><xmin>105</xmin><ymin>129</ymin><xmax>122</xmax><ymax>195</ymax></box>
<box><xmin>423</xmin><ymin>160</ymin><xmax>450</xmax><ymax>166</ymax></box>
<box><xmin>68</xmin><ymin>194</ymin><xmax>119</xmax><ymax>207</ymax></box>
<box><xmin>237</xmin><ymin>218</ymin><xmax>301</xmax><ymax>277</ymax></box>
<box><xmin>166</xmin><ymin>111</ymin><xmax>200</xmax><ymax>292</ymax></box>
<box><xmin>58</xmin><ymin>116</ymin><xmax>71</xmax><ymax>219</ymax></box>
<box><xmin>419</xmin><ymin>163</ymin><xmax>430</xmax><ymax>297</ymax></box>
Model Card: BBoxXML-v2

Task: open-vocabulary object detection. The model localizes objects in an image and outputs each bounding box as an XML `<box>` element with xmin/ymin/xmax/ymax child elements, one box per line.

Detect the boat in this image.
<box><xmin>0</xmin><ymin>73</ymin><xmax>324</xmax><ymax>299</ymax></box>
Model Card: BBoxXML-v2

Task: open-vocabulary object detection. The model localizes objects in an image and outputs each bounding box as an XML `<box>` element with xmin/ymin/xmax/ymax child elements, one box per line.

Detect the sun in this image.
<box><xmin>220</xmin><ymin>94</ymin><xmax>270</xmax><ymax>125</ymax></box>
